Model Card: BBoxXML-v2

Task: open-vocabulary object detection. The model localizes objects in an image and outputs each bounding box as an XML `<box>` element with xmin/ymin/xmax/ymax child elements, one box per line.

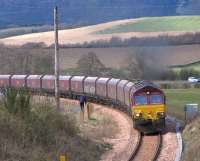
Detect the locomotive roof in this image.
<box><xmin>131</xmin><ymin>80</ymin><xmax>162</xmax><ymax>93</ymax></box>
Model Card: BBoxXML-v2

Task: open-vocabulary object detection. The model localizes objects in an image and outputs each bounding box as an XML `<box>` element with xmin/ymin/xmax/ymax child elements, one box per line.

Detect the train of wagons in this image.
<box><xmin>0</xmin><ymin>75</ymin><xmax>166</xmax><ymax>132</ymax></box>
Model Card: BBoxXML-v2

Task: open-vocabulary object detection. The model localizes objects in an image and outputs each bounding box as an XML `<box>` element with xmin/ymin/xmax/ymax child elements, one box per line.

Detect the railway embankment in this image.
<box><xmin>0</xmin><ymin>92</ymin><xmax>120</xmax><ymax>161</ymax></box>
<box><xmin>181</xmin><ymin>116</ymin><xmax>200</xmax><ymax>161</ymax></box>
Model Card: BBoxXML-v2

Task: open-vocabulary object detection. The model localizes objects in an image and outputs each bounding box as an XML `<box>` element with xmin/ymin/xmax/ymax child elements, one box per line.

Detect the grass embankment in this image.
<box><xmin>0</xmin><ymin>89</ymin><xmax>114</xmax><ymax>161</ymax></box>
<box><xmin>165</xmin><ymin>89</ymin><xmax>200</xmax><ymax>161</ymax></box>
<box><xmin>164</xmin><ymin>89</ymin><xmax>200</xmax><ymax>120</ymax></box>
<box><xmin>97</xmin><ymin>16</ymin><xmax>200</xmax><ymax>34</ymax></box>
<box><xmin>182</xmin><ymin>116</ymin><xmax>200</xmax><ymax>161</ymax></box>
<box><xmin>171</xmin><ymin>61</ymin><xmax>200</xmax><ymax>72</ymax></box>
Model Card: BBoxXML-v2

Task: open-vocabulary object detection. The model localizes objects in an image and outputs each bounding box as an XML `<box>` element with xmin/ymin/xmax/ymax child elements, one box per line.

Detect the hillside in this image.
<box><xmin>0</xmin><ymin>0</ymin><xmax>200</xmax><ymax>29</ymax></box>
<box><xmin>1</xmin><ymin>16</ymin><xmax>200</xmax><ymax>46</ymax></box>
<box><xmin>97</xmin><ymin>16</ymin><xmax>200</xmax><ymax>34</ymax></box>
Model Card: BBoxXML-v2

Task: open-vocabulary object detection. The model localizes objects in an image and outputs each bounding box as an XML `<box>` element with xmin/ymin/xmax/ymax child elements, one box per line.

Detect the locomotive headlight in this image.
<box><xmin>136</xmin><ymin>113</ymin><xmax>140</xmax><ymax>117</ymax></box>
<box><xmin>135</xmin><ymin>113</ymin><xmax>142</xmax><ymax>117</ymax></box>
<box><xmin>157</xmin><ymin>112</ymin><xmax>165</xmax><ymax>117</ymax></box>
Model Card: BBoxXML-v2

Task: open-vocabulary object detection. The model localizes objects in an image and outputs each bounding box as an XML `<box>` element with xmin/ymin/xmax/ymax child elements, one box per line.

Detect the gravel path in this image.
<box><xmin>158</xmin><ymin>119</ymin><xmax>178</xmax><ymax>161</ymax></box>
<box><xmin>60</xmin><ymin>99</ymin><xmax>139</xmax><ymax>161</ymax></box>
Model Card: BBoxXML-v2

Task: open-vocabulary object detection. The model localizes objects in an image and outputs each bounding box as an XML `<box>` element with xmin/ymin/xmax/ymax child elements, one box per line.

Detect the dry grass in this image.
<box><xmin>182</xmin><ymin>116</ymin><xmax>200</xmax><ymax>161</ymax></box>
<box><xmin>0</xmin><ymin>96</ymin><xmax>113</xmax><ymax>161</ymax></box>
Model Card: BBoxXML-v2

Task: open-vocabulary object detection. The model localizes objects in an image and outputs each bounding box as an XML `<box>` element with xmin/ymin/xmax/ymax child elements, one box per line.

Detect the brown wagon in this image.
<box><xmin>96</xmin><ymin>77</ymin><xmax>110</xmax><ymax>98</ymax></box>
<box><xmin>11</xmin><ymin>75</ymin><xmax>27</xmax><ymax>88</ymax></box>
<box><xmin>59</xmin><ymin>76</ymin><xmax>72</xmax><ymax>92</ymax></box>
<box><xmin>84</xmin><ymin>77</ymin><xmax>98</xmax><ymax>95</ymax></box>
<box><xmin>27</xmin><ymin>75</ymin><xmax>43</xmax><ymax>90</ymax></box>
<box><xmin>71</xmin><ymin>76</ymin><xmax>86</xmax><ymax>94</ymax></box>
<box><xmin>107</xmin><ymin>78</ymin><xmax>120</xmax><ymax>100</ymax></box>
<box><xmin>124</xmin><ymin>82</ymin><xmax>135</xmax><ymax>107</ymax></box>
<box><xmin>117</xmin><ymin>80</ymin><xmax>129</xmax><ymax>104</ymax></box>
<box><xmin>42</xmin><ymin>75</ymin><xmax>55</xmax><ymax>90</ymax></box>
<box><xmin>0</xmin><ymin>75</ymin><xmax>11</xmax><ymax>87</ymax></box>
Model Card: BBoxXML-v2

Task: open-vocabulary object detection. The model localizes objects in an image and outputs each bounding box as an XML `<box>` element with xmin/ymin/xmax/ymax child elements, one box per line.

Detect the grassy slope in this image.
<box><xmin>182</xmin><ymin>116</ymin><xmax>200</xmax><ymax>161</ymax></box>
<box><xmin>171</xmin><ymin>61</ymin><xmax>200</xmax><ymax>72</ymax></box>
<box><xmin>164</xmin><ymin>89</ymin><xmax>200</xmax><ymax>120</ymax></box>
<box><xmin>97</xmin><ymin>16</ymin><xmax>200</xmax><ymax>34</ymax></box>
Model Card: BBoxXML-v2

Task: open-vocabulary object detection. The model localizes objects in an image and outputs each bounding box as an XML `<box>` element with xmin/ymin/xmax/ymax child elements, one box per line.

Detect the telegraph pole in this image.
<box><xmin>54</xmin><ymin>6</ymin><xmax>60</xmax><ymax>110</ymax></box>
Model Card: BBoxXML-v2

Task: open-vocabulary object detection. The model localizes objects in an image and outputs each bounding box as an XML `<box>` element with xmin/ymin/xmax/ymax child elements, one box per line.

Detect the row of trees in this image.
<box><xmin>0</xmin><ymin>43</ymin><xmax>199</xmax><ymax>80</ymax></box>
<box><xmin>58</xmin><ymin>32</ymin><xmax>200</xmax><ymax>48</ymax></box>
<box><xmin>0</xmin><ymin>44</ymin><xmax>53</xmax><ymax>74</ymax></box>
<box><xmin>75</xmin><ymin>52</ymin><xmax>200</xmax><ymax>81</ymax></box>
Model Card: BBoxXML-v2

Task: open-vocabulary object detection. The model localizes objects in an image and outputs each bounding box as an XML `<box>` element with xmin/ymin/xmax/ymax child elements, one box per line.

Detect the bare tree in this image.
<box><xmin>77</xmin><ymin>52</ymin><xmax>105</xmax><ymax>76</ymax></box>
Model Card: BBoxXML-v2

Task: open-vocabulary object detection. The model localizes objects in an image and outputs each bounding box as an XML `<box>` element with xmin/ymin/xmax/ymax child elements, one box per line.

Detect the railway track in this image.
<box><xmin>129</xmin><ymin>132</ymin><xmax>162</xmax><ymax>161</ymax></box>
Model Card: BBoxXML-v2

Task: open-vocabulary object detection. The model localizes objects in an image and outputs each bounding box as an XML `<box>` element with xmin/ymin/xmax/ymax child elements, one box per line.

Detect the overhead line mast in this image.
<box><xmin>54</xmin><ymin>6</ymin><xmax>60</xmax><ymax>110</ymax></box>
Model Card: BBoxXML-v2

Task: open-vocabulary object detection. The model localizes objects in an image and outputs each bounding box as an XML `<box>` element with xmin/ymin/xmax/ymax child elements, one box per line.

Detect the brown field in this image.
<box><xmin>0</xmin><ymin>17</ymin><xmax>196</xmax><ymax>46</ymax></box>
<box><xmin>59</xmin><ymin>45</ymin><xmax>200</xmax><ymax>70</ymax></box>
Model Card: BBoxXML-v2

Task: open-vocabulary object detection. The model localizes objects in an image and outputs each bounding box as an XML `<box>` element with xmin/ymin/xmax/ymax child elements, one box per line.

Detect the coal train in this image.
<box><xmin>0</xmin><ymin>75</ymin><xmax>166</xmax><ymax>132</ymax></box>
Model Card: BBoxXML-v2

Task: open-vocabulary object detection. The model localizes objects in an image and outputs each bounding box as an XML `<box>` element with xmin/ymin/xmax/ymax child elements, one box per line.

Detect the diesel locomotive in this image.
<box><xmin>0</xmin><ymin>75</ymin><xmax>166</xmax><ymax>132</ymax></box>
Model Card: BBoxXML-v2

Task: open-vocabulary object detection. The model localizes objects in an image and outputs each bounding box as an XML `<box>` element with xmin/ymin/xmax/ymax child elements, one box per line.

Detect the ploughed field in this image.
<box><xmin>1</xmin><ymin>45</ymin><xmax>200</xmax><ymax>72</ymax></box>
<box><xmin>59</xmin><ymin>45</ymin><xmax>200</xmax><ymax>68</ymax></box>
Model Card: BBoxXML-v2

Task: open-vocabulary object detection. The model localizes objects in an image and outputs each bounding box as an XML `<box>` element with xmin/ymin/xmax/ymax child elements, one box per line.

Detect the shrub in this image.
<box><xmin>1</xmin><ymin>87</ymin><xmax>18</xmax><ymax>114</ymax></box>
<box><xmin>1</xmin><ymin>87</ymin><xmax>31</xmax><ymax>119</ymax></box>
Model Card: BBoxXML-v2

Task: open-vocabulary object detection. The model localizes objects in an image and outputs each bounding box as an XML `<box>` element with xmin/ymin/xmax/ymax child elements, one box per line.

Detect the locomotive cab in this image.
<box><xmin>131</xmin><ymin>82</ymin><xmax>166</xmax><ymax>132</ymax></box>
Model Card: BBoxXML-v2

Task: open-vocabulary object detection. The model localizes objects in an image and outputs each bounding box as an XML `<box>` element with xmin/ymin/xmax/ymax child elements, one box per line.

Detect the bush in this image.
<box><xmin>0</xmin><ymin>96</ymin><xmax>79</xmax><ymax>161</ymax></box>
<box><xmin>1</xmin><ymin>87</ymin><xmax>31</xmax><ymax>119</ymax></box>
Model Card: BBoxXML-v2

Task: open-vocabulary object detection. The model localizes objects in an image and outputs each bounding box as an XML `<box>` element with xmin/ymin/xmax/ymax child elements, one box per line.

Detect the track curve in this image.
<box><xmin>129</xmin><ymin>133</ymin><xmax>162</xmax><ymax>161</ymax></box>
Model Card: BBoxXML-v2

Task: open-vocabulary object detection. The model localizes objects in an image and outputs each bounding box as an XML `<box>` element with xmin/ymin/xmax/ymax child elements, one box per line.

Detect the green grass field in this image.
<box><xmin>97</xmin><ymin>16</ymin><xmax>200</xmax><ymax>34</ymax></box>
<box><xmin>171</xmin><ymin>61</ymin><xmax>200</xmax><ymax>72</ymax></box>
<box><xmin>165</xmin><ymin>89</ymin><xmax>200</xmax><ymax>120</ymax></box>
